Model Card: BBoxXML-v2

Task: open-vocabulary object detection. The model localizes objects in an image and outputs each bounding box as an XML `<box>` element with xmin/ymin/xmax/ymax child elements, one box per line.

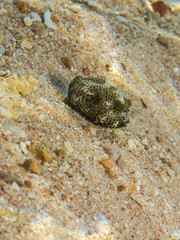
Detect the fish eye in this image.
<box><xmin>114</xmin><ymin>101</ymin><xmax>124</xmax><ymax>111</ymax></box>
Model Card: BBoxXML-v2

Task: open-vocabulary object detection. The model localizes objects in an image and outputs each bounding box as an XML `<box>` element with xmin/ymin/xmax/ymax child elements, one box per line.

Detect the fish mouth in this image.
<box><xmin>120</xmin><ymin>118</ymin><xmax>129</xmax><ymax>127</ymax></box>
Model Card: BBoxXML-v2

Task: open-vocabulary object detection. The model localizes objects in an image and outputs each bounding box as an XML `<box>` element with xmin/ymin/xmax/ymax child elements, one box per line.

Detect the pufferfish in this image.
<box><xmin>68</xmin><ymin>76</ymin><xmax>131</xmax><ymax>128</ymax></box>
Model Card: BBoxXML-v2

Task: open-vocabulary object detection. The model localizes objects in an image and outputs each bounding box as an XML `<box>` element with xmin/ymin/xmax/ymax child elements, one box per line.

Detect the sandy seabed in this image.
<box><xmin>0</xmin><ymin>0</ymin><xmax>179</xmax><ymax>239</ymax></box>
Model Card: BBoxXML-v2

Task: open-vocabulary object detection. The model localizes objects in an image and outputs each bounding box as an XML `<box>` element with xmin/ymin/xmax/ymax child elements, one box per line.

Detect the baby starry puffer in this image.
<box><xmin>68</xmin><ymin>76</ymin><xmax>131</xmax><ymax>128</ymax></box>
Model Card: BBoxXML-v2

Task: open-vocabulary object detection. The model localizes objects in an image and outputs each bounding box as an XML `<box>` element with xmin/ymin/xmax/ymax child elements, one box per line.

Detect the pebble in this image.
<box><xmin>17</xmin><ymin>2</ymin><xmax>28</xmax><ymax>13</ymax></box>
<box><xmin>31</xmin><ymin>12</ymin><xmax>41</xmax><ymax>22</ymax></box>
<box><xmin>28</xmin><ymin>191</ymin><xmax>35</xmax><ymax>199</ymax></box>
<box><xmin>151</xmin><ymin>1</ymin><xmax>171</xmax><ymax>17</ymax></box>
<box><xmin>141</xmin><ymin>137</ymin><xmax>149</xmax><ymax>146</ymax></box>
<box><xmin>5</xmin><ymin>49</ymin><xmax>13</xmax><ymax>57</ymax></box>
<box><xmin>117</xmin><ymin>159</ymin><xmax>126</xmax><ymax>170</ymax></box>
<box><xmin>128</xmin><ymin>183</ymin><xmax>138</xmax><ymax>194</ymax></box>
<box><xmin>134</xmin><ymin>170</ymin><xmax>142</xmax><ymax>179</ymax></box>
<box><xmin>5</xmin><ymin>32</ymin><xmax>13</xmax><ymax>41</ymax></box>
<box><xmin>0</xmin><ymin>47</ymin><xmax>5</xmax><ymax>55</ymax></box>
<box><xmin>0</xmin><ymin>8</ymin><xmax>7</xmax><ymax>14</ymax></box>
<box><xmin>25</xmin><ymin>140</ymin><xmax>31</xmax><ymax>146</ymax></box>
<box><xmin>55</xmin><ymin>149</ymin><xmax>66</xmax><ymax>157</ymax></box>
<box><xmin>31</xmin><ymin>24</ymin><xmax>44</xmax><ymax>35</ymax></box>
<box><xmin>23</xmin><ymin>158</ymin><xmax>39</xmax><ymax>174</ymax></box>
<box><xmin>174</xmin><ymin>67</ymin><xmax>179</xmax><ymax>73</ymax></box>
<box><xmin>23</xmin><ymin>16</ymin><xmax>33</xmax><ymax>27</ymax></box>
<box><xmin>62</xmin><ymin>57</ymin><xmax>73</xmax><ymax>69</ymax></box>
<box><xmin>20</xmin><ymin>141</ymin><xmax>28</xmax><ymax>154</ymax></box>
<box><xmin>156</xmin><ymin>135</ymin><xmax>163</xmax><ymax>143</ymax></box>
<box><xmin>21</xmin><ymin>38</ymin><xmax>34</xmax><ymax>49</ymax></box>
<box><xmin>0</xmin><ymin>32</ymin><xmax>4</xmax><ymax>44</ymax></box>
<box><xmin>113</xmin><ymin>129</ymin><xmax>125</xmax><ymax>138</ymax></box>
<box><xmin>109</xmin><ymin>168</ymin><xmax>116</xmax><ymax>177</ymax></box>
<box><xmin>24</xmin><ymin>180</ymin><xmax>32</xmax><ymax>188</ymax></box>
<box><xmin>117</xmin><ymin>185</ymin><xmax>126</xmax><ymax>192</ymax></box>
<box><xmin>50</xmin><ymin>14</ymin><xmax>60</xmax><ymax>24</ymax></box>
<box><xmin>14</xmin><ymin>32</ymin><xmax>24</xmax><ymax>41</ymax></box>
<box><xmin>64</xmin><ymin>141</ymin><xmax>74</xmax><ymax>153</ymax></box>
<box><xmin>100</xmin><ymin>158</ymin><xmax>114</xmax><ymax>170</ymax></box>
<box><xmin>110</xmin><ymin>144</ymin><xmax>121</xmax><ymax>161</ymax></box>
<box><xmin>127</xmin><ymin>139</ymin><xmax>138</xmax><ymax>150</ymax></box>
<box><xmin>36</xmin><ymin>148</ymin><xmax>52</xmax><ymax>162</ymax></box>
<box><xmin>147</xmin><ymin>134</ymin><xmax>156</xmax><ymax>143</ymax></box>
<box><xmin>68</xmin><ymin>4</ymin><xmax>82</xmax><ymax>13</ymax></box>
<box><xmin>12</xmin><ymin>182</ymin><xmax>20</xmax><ymax>191</ymax></box>
<box><xmin>166</xmin><ymin>168</ymin><xmax>175</xmax><ymax>178</ymax></box>
<box><xmin>83</xmin><ymin>67</ymin><xmax>91</xmax><ymax>76</ymax></box>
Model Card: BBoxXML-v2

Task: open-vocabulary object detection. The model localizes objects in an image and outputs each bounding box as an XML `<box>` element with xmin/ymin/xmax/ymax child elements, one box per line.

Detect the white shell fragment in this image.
<box><xmin>44</xmin><ymin>10</ymin><xmax>57</xmax><ymax>29</ymax></box>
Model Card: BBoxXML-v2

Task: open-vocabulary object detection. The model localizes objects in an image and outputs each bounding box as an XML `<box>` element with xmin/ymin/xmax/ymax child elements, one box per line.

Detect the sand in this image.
<box><xmin>0</xmin><ymin>0</ymin><xmax>179</xmax><ymax>239</ymax></box>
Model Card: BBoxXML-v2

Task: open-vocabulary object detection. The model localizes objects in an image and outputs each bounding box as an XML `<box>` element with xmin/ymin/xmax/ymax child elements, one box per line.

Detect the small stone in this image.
<box><xmin>109</xmin><ymin>168</ymin><xmax>116</xmax><ymax>177</ymax></box>
<box><xmin>68</xmin><ymin>4</ymin><xmax>82</xmax><ymax>13</ymax></box>
<box><xmin>49</xmin><ymin>31</ymin><xmax>54</xmax><ymax>37</ymax></box>
<box><xmin>0</xmin><ymin>32</ymin><xmax>4</xmax><ymax>44</ymax></box>
<box><xmin>0</xmin><ymin>8</ymin><xmax>7</xmax><ymax>14</ymax></box>
<box><xmin>109</xmin><ymin>144</ymin><xmax>121</xmax><ymax>161</ymax></box>
<box><xmin>31</xmin><ymin>12</ymin><xmax>42</xmax><ymax>22</ymax></box>
<box><xmin>55</xmin><ymin>149</ymin><xmax>66</xmax><ymax>157</ymax></box>
<box><xmin>117</xmin><ymin>185</ymin><xmax>126</xmax><ymax>192</ymax></box>
<box><xmin>100</xmin><ymin>158</ymin><xmax>114</xmax><ymax>170</ymax></box>
<box><xmin>156</xmin><ymin>135</ymin><xmax>163</xmax><ymax>143</ymax></box>
<box><xmin>5</xmin><ymin>49</ymin><xmax>13</xmax><ymax>57</ymax></box>
<box><xmin>83</xmin><ymin>67</ymin><xmax>91</xmax><ymax>76</ymax></box>
<box><xmin>23</xmin><ymin>158</ymin><xmax>39</xmax><ymax>174</ymax></box>
<box><xmin>28</xmin><ymin>191</ymin><xmax>35</xmax><ymax>199</ymax></box>
<box><xmin>5</xmin><ymin>32</ymin><xmax>13</xmax><ymax>41</ymax></box>
<box><xmin>64</xmin><ymin>141</ymin><xmax>74</xmax><ymax>153</ymax></box>
<box><xmin>129</xmin><ymin>183</ymin><xmax>138</xmax><ymax>194</ymax></box>
<box><xmin>24</xmin><ymin>180</ymin><xmax>32</xmax><ymax>188</ymax></box>
<box><xmin>117</xmin><ymin>159</ymin><xmax>126</xmax><ymax>170</ymax></box>
<box><xmin>23</xmin><ymin>16</ymin><xmax>33</xmax><ymax>27</ymax></box>
<box><xmin>0</xmin><ymin>47</ymin><xmax>5</xmax><ymax>55</ymax></box>
<box><xmin>21</xmin><ymin>38</ymin><xmax>33</xmax><ymax>49</ymax></box>
<box><xmin>14</xmin><ymin>32</ymin><xmax>24</xmax><ymax>41</ymax></box>
<box><xmin>20</xmin><ymin>141</ymin><xmax>28</xmax><ymax>154</ymax></box>
<box><xmin>36</xmin><ymin>148</ymin><xmax>52</xmax><ymax>162</ymax></box>
<box><xmin>62</xmin><ymin>57</ymin><xmax>73</xmax><ymax>69</ymax></box>
<box><xmin>174</xmin><ymin>67</ymin><xmax>179</xmax><ymax>73</ymax></box>
<box><xmin>61</xmin><ymin>193</ymin><xmax>68</xmax><ymax>201</ymax></box>
<box><xmin>31</xmin><ymin>24</ymin><xmax>44</xmax><ymax>35</ymax></box>
<box><xmin>25</xmin><ymin>140</ymin><xmax>31</xmax><ymax>146</ymax></box>
<box><xmin>17</xmin><ymin>2</ymin><xmax>28</xmax><ymax>13</ymax></box>
<box><xmin>113</xmin><ymin>129</ymin><xmax>125</xmax><ymax>138</ymax></box>
<box><xmin>151</xmin><ymin>1</ymin><xmax>171</xmax><ymax>17</ymax></box>
<box><xmin>141</xmin><ymin>137</ymin><xmax>148</xmax><ymax>146</ymax></box>
<box><xmin>83</xmin><ymin>123</ymin><xmax>91</xmax><ymax>131</ymax></box>
<box><xmin>14</xmin><ymin>32</ymin><xmax>24</xmax><ymax>42</ymax></box>
<box><xmin>51</xmin><ymin>14</ymin><xmax>60</xmax><ymax>23</ymax></box>
<box><xmin>134</xmin><ymin>171</ymin><xmax>142</xmax><ymax>179</ymax></box>
<box><xmin>147</xmin><ymin>134</ymin><xmax>155</xmax><ymax>143</ymax></box>
<box><xmin>12</xmin><ymin>182</ymin><xmax>20</xmax><ymax>191</ymax></box>
<box><xmin>127</xmin><ymin>139</ymin><xmax>138</xmax><ymax>150</ymax></box>
<box><xmin>166</xmin><ymin>168</ymin><xmax>175</xmax><ymax>178</ymax></box>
